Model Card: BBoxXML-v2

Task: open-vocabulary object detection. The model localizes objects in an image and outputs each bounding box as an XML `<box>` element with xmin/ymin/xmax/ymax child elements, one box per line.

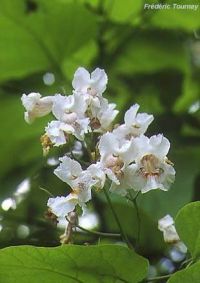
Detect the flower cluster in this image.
<box><xmin>21</xmin><ymin>67</ymin><xmax>176</xmax><ymax>223</ymax></box>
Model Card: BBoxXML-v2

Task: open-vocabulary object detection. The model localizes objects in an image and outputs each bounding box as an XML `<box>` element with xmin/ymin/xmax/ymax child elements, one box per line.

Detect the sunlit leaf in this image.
<box><xmin>150</xmin><ymin>0</ymin><xmax>200</xmax><ymax>31</ymax></box>
<box><xmin>104</xmin><ymin>0</ymin><xmax>142</xmax><ymax>24</ymax></box>
<box><xmin>0</xmin><ymin>244</ymin><xmax>149</xmax><ymax>283</ymax></box>
<box><xmin>0</xmin><ymin>0</ymin><xmax>97</xmax><ymax>82</ymax></box>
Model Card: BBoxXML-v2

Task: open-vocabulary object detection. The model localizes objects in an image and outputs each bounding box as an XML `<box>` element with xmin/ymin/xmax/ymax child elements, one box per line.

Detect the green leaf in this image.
<box><xmin>98</xmin><ymin>194</ymin><xmax>165</xmax><ymax>255</ymax></box>
<box><xmin>168</xmin><ymin>261</ymin><xmax>200</xmax><ymax>283</ymax></box>
<box><xmin>0</xmin><ymin>95</ymin><xmax>47</xmax><ymax>180</ymax></box>
<box><xmin>62</xmin><ymin>40</ymin><xmax>98</xmax><ymax>82</ymax></box>
<box><xmin>113</xmin><ymin>33</ymin><xmax>188</xmax><ymax>74</ymax></box>
<box><xmin>104</xmin><ymin>0</ymin><xmax>142</xmax><ymax>24</ymax></box>
<box><xmin>175</xmin><ymin>201</ymin><xmax>200</xmax><ymax>258</ymax></box>
<box><xmin>150</xmin><ymin>0</ymin><xmax>200</xmax><ymax>31</ymax></box>
<box><xmin>173</xmin><ymin>76</ymin><xmax>200</xmax><ymax>113</ymax></box>
<box><xmin>0</xmin><ymin>0</ymin><xmax>97</xmax><ymax>82</ymax></box>
<box><xmin>0</xmin><ymin>245</ymin><xmax>148</xmax><ymax>283</ymax></box>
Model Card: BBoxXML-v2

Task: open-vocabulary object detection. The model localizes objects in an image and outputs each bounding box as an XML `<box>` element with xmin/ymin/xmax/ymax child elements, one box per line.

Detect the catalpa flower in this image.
<box><xmin>113</xmin><ymin>104</ymin><xmax>153</xmax><ymax>139</ymax></box>
<box><xmin>46</xmin><ymin>93</ymin><xmax>90</xmax><ymax>144</ymax></box>
<box><xmin>49</xmin><ymin>157</ymin><xmax>106</xmax><ymax>217</ymax></box>
<box><xmin>47</xmin><ymin>195</ymin><xmax>76</xmax><ymax>220</ymax></box>
<box><xmin>45</xmin><ymin>121</ymin><xmax>68</xmax><ymax>146</ymax></box>
<box><xmin>52</xmin><ymin>93</ymin><xmax>87</xmax><ymax>120</ymax></box>
<box><xmin>86</xmin><ymin>162</ymin><xmax>106</xmax><ymax>190</ymax></box>
<box><xmin>89</xmin><ymin>98</ymin><xmax>119</xmax><ymax>132</ymax></box>
<box><xmin>21</xmin><ymin>92</ymin><xmax>54</xmax><ymax>123</ymax></box>
<box><xmin>158</xmin><ymin>215</ymin><xmax>180</xmax><ymax>243</ymax></box>
<box><xmin>54</xmin><ymin>156</ymin><xmax>105</xmax><ymax>192</ymax></box>
<box><xmin>99</xmin><ymin>132</ymin><xmax>137</xmax><ymax>196</ymax></box>
<box><xmin>50</xmin><ymin>157</ymin><xmax>92</xmax><ymax>217</ymax></box>
<box><xmin>47</xmin><ymin>191</ymin><xmax>90</xmax><ymax>221</ymax></box>
<box><xmin>72</xmin><ymin>67</ymin><xmax>108</xmax><ymax>97</ymax></box>
<box><xmin>131</xmin><ymin>134</ymin><xmax>175</xmax><ymax>193</ymax></box>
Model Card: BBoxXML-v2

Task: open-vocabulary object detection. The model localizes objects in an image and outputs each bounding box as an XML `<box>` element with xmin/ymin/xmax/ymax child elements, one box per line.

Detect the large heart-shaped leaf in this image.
<box><xmin>0</xmin><ymin>0</ymin><xmax>97</xmax><ymax>82</ymax></box>
<box><xmin>175</xmin><ymin>201</ymin><xmax>200</xmax><ymax>258</ymax></box>
<box><xmin>0</xmin><ymin>244</ymin><xmax>148</xmax><ymax>283</ymax></box>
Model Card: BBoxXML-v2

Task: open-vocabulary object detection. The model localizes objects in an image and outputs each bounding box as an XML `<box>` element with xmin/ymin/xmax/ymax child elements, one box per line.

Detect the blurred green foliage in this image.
<box><xmin>0</xmin><ymin>0</ymin><xmax>199</xmax><ymax>261</ymax></box>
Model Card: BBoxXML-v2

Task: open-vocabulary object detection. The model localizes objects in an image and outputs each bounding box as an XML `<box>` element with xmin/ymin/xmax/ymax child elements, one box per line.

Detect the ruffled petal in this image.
<box><xmin>72</xmin><ymin>67</ymin><xmax>90</xmax><ymax>92</ymax></box>
<box><xmin>21</xmin><ymin>93</ymin><xmax>53</xmax><ymax>123</ymax></box>
<box><xmin>54</xmin><ymin>156</ymin><xmax>82</xmax><ymax>186</ymax></box>
<box><xmin>47</xmin><ymin>195</ymin><xmax>77</xmax><ymax>217</ymax></box>
<box><xmin>124</xmin><ymin>104</ymin><xmax>140</xmax><ymax>127</ymax></box>
<box><xmin>99</xmin><ymin>132</ymin><xmax>119</xmax><ymax>161</ymax></box>
<box><xmin>150</xmin><ymin>134</ymin><xmax>170</xmax><ymax>159</ymax></box>
<box><xmin>45</xmin><ymin>120</ymin><xmax>67</xmax><ymax>146</ymax></box>
<box><xmin>91</xmin><ymin>68</ymin><xmax>108</xmax><ymax>94</ymax></box>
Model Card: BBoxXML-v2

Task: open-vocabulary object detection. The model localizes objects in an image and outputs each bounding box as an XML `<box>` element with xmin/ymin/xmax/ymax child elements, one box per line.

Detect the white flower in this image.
<box><xmin>87</xmin><ymin>162</ymin><xmax>106</xmax><ymax>190</ymax></box>
<box><xmin>72</xmin><ymin>67</ymin><xmax>108</xmax><ymax>96</ymax></box>
<box><xmin>52</xmin><ymin>93</ymin><xmax>87</xmax><ymax>120</ymax></box>
<box><xmin>54</xmin><ymin>156</ymin><xmax>83</xmax><ymax>188</ymax></box>
<box><xmin>52</xmin><ymin>93</ymin><xmax>90</xmax><ymax>141</ymax></box>
<box><xmin>113</xmin><ymin>104</ymin><xmax>153</xmax><ymax>139</ymax></box>
<box><xmin>50</xmin><ymin>157</ymin><xmax>107</xmax><ymax>217</ymax></box>
<box><xmin>47</xmin><ymin>190</ymin><xmax>90</xmax><ymax>220</ymax></box>
<box><xmin>131</xmin><ymin>134</ymin><xmax>175</xmax><ymax>193</ymax></box>
<box><xmin>21</xmin><ymin>92</ymin><xmax>53</xmax><ymax>123</ymax></box>
<box><xmin>99</xmin><ymin>132</ymin><xmax>137</xmax><ymax>196</ymax></box>
<box><xmin>89</xmin><ymin>98</ymin><xmax>119</xmax><ymax>132</ymax></box>
<box><xmin>158</xmin><ymin>215</ymin><xmax>180</xmax><ymax>243</ymax></box>
<box><xmin>45</xmin><ymin>121</ymin><xmax>67</xmax><ymax>146</ymax></box>
<box><xmin>47</xmin><ymin>195</ymin><xmax>78</xmax><ymax>218</ymax></box>
<box><xmin>50</xmin><ymin>157</ymin><xmax>94</xmax><ymax>217</ymax></box>
<box><xmin>54</xmin><ymin>156</ymin><xmax>105</xmax><ymax>192</ymax></box>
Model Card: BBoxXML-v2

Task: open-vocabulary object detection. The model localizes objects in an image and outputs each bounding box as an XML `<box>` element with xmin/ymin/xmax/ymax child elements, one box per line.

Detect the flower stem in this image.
<box><xmin>66</xmin><ymin>216</ymin><xmax>121</xmax><ymax>238</ymax></box>
<box><xmin>179</xmin><ymin>258</ymin><xmax>193</xmax><ymax>269</ymax></box>
<box><xmin>129</xmin><ymin>191</ymin><xmax>141</xmax><ymax>249</ymax></box>
<box><xmin>103</xmin><ymin>187</ymin><xmax>133</xmax><ymax>249</ymax></box>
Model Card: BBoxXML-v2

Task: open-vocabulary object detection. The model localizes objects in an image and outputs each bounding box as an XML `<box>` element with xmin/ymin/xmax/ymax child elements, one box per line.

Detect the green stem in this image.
<box><xmin>146</xmin><ymin>274</ymin><xmax>171</xmax><ymax>282</ymax></box>
<box><xmin>39</xmin><ymin>186</ymin><xmax>54</xmax><ymax>197</ymax></box>
<box><xmin>103</xmin><ymin>187</ymin><xmax>133</xmax><ymax>249</ymax></box>
<box><xmin>78</xmin><ymin>227</ymin><xmax>121</xmax><ymax>238</ymax></box>
<box><xmin>179</xmin><ymin>258</ymin><xmax>193</xmax><ymax>269</ymax></box>
<box><xmin>66</xmin><ymin>217</ymin><xmax>121</xmax><ymax>238</ymax></box>
<box><xmin>128</xmin><ymin>191</ymin><xmax>141</xmax><ymax>249</ymax></box>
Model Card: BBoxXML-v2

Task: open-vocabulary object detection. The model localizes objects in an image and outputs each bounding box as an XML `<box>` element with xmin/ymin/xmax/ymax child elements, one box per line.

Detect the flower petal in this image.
<box><xmin>45</xmin><ymin>120</ymin><xmax>67</xmax><ymax>146</ymax></box>
<box><xmin>99</xmin><ymin>132</ymin><xmax>119</xmax><ymax>161</ymax></box>
<box><xmin>47</xmin><ymin>196</ymin><xmax>77</xmax><ymax>217</ymax></box>
<box><xmin>124</xmin><ymin>104</ymin><xmax>140</xmax><ymax>127</ymax></box>
<box><xmin>91</xmin><ymin>68</ymin><xmax>108</xmax><ymax>94</ymax></box>
<box><xmin>149</xmin><ymin>134</ymin><xmax>170</xmax><ymax>158</ymax></box>
<box><xmin>54</xmin><ymin>156</ymin><xmax>82</xmax><ymax>186</ymax></box>
<box><xmin>21</xmin><ymin>93</ymin><xmax>53</xmax><ymax>123</ymax></box>
<box><xmin>72</xmin><ymin>67</ymin><xmax>90</xmax><ymax>92</ymax></box>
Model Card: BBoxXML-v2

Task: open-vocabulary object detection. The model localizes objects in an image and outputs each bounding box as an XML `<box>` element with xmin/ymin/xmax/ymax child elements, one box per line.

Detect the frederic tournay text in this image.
<box><xmin>144</xmin><ymin>3</ymin><xmax>199</xmax><ymax>11</ymax></box>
